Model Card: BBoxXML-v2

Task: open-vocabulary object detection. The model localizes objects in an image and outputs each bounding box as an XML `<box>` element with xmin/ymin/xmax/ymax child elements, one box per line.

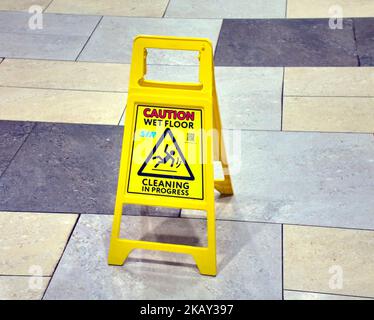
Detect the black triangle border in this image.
<box><xmin>137</xmin><ymin>128</ymin><xmax>195</xmax><ymax>181</ymax></box>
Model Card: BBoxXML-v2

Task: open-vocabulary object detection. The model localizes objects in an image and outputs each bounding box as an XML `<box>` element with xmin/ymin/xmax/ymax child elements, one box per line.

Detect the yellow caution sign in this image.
<box><xmin>108</xmin><ymin>35</ymin><xmax>233</xmax><ymax>276</ymax></box>
<box><xmin>128</xmin><ymin>105</ymin><xmax>203</xmax><ymax>199</ymax></box>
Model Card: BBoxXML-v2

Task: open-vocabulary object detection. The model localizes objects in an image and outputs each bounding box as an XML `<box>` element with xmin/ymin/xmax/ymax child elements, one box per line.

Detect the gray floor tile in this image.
<box><xmin>0</xmin><ymin>12</ymin><xmax>100</xmax><ymax>60</ymax></box>
<box><xmin>0</xmin><ymin>121</ymin><xmax>34</xmax><ymax>176</ymax></box>
<box><xmin>354</xmin><ymin>18</ymin><xmax>374</xmax><ymax>66</ymax></box>
<box><xmin>165</xmin><ymin>0</ymin><xmax>286</xmax><ymax>18</ymax></box>
<box><xmin>0</xmin><ymin>11</ymin><xmax>100</xmax><ymax>36</ymax></box>
<box><xmin>185</xmin><ymin>131</ymin><xmax>374</xmax><ymax>230</ymax></box>
<box><xmin>215</xmin><ymin>19</ymin><xmax>358</xmax><ymax>66</ymax></box>
<box><xmin>138</xmin><ymin>65</ymin><xmax>282</xmax><ymax>130</ymax></box>
<box><xmin>44</xmin><ymin>214</ymin><xmax>282</xmax><ymax>299</ymax></box>
<box><xmin>0</xmin><ymin>33</ymin><xmax>89</xmax><ymax>60</ymax></box>
<box><xmin>78</xmin><ymin>17</ymin><xmax>222</xmax><ymax>64</ymax></box>
<box><xmin>215</xmin><ymin>67</ymin><xmax>282</xmax><ymax>130</ymax></box>
<box><xmin>0</xmin><ymin>122</ymin><xmax>179</xmax><ymax>217</ymax></box>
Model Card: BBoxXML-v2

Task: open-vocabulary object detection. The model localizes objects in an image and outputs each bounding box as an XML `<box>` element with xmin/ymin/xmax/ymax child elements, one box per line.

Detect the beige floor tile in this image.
<box><xmin>46</xmin><ymin>0</ymin><xmax>169</xmax><ymax>17</ymax></box>
<box><xmin>0</xmin><ymin>59</ymin><xmax>130</xmax><ymax>92</ymax></box>
<box><xmin>0</xmin><ymin>276</ymin><xmax>49</xmax><ymax>300</ymax></box>
<box><xmin>0</xmin><ymin>212</ymin><xmax>77</xmax><ymax>276</ymax></box>
<box><xmin>284</xmin><ymin>290</ymin><xmax>373</xmax><ymax>300</ymax></box>
<box><xmin>284</xmin><ymin>68</ymin><xmax>374</xmax><ymax>97</ymax></box>
<box><xmin>283</xmin><ymin>97</ymin><xmax>374</xmax><ymax>133</ymax></box>
<box><xmin>287</xmin><ymin>0</ymin><xmax>374</xmax><ymax>18</ymax></box>
<box><xmin>0</xmin><ymin>0</ymin><xmax>51</xmax><ymax>11</ymax></box>
<box><xmin>284</xmin><ymin>225</ymin><xmax>374</xmax><ymax>298</ymax></box>
<box><xmin>0</xmin><ymin>87</ymin><xmax>127</xmax><ymax>125</ymax></box>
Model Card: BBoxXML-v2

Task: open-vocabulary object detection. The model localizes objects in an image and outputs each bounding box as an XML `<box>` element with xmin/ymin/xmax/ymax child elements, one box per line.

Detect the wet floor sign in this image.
<box><xmin>108</xmin><ymin>35</ymin><xmax>233</xmax><ymax>276</ymax></box>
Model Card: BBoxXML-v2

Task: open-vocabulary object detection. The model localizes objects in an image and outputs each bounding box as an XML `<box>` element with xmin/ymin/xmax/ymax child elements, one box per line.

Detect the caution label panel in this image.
<box><xmin>127</xmin><ymin>105</ymin><xmax>204</xmax><ymax>200</ymax></box>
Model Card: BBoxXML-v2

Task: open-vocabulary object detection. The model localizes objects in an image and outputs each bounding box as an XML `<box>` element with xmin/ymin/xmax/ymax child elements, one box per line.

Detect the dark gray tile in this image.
<box><xmin>0</xmin><ymin>121</ymin><xmax>34</xmax><ymax>176</ymax></box>
<box><xmin>354</xmin><ymin>18</ymin><xmax>374</xmax><ymax>66</ymax></box>
<box><xmin>215</xmin><ymin>19</ymin><xmax>358</xmax><ymax>67</ymax></box>
<box><xmin>0</xmin><ymin>122</ymin><xmax>179</xmax><ymax>216</ymax></box>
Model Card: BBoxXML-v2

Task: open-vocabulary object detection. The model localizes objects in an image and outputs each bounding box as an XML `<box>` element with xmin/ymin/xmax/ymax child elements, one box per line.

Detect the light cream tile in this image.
<box><xmin>287</xmin><ymin>0</ymin><xmax>374</xmax><ymax>18</ymax></box>
<box><xmin>46</xmin><ymin>0</ymin><xmax>169</xmax><ymax>17</ymax></box>
<box><xmin>284</xmin><ymin>290</ymin><xmax>372</xmax><ymax>300</ymax></box>
<box><xmin>284</xmin><ymin>68</ymin><xmax>374</xmax><ymax>97</ymax></box>
<box><xmin>283</xmin><ymin>96</ymin><xmax>374</xmax><ymax>133</ymax></box>
<box><xmin>0</xmin><ymin>276</ymin><xmax>49</xmax><ymax>300</ymax></box>
<box><xmin>284</xmin><ymin>225</ymin><xmax>374</xmax><ymax>298</ymax></box>
<box><xmin>0</xmin><ymin>87</ymin><xmax>127</xmax><ymax>125</ymax></box>
<box><xmin>0</xmin><ymin>0</ymin><xmax>51</xmax><ymax>11</ymax></box>
<box><xmin>0</xmin><ymin>212</ymin><xmax>77</xmax><ymax>276</ymax></box>
<box><xmin>0</xmin><ymin>59</ymin><xmax>130</xmax><ymax>92</ymax></box>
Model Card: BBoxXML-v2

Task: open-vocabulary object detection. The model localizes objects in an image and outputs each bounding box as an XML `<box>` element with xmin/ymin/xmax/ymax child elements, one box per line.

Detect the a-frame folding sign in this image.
<box><xmin>108</xmin><ymin>35</ymin><xmax>233</xmax><ymax>276</ymax></box>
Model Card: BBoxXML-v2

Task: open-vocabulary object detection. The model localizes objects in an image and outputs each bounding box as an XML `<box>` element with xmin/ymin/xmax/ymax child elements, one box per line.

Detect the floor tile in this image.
<box><xmin>0</xmin><ymin>59</ymin><xmax>130</xmax><ymax>92</ymax></box>
<box><xmin>0</xmin><ymin>33</ymin><xmax>89</xmax><ymax>60</ymax></box>
<box><xmin>141</xmin><ymin>65</ymin><xmax>283</xmax><ymax>130</ymax></box>
<box><xmin>44</xmin><ymin>214</ymin><xmax>282</xmax><ymax>299</ymax></box>
<box><xmin>215</xmin><ymin>19</ymin><xmax>357</xmax><ymax>67</ymax></box>
<box><xmin>354</xmin><ymin>18</ymin><xmax>374</xmax><ymax>66</ymax></box>
<box><xmin>0</xmin><ymin>121</ymin><xmax>34</xmax><ymax>176</ymax></box>
<box><xmin>284</xmin><ymin>225</ymin><xmax>374</xmax><ymax>298</ymax></box>
<box><xmin>0</xmin><ymin>276</ymin><xmax>49</xmax><ymax>300</ymax></box>
<box><xmin>78</xmin><ymin>17</ymin><xmax>222</xmax><ymax>64</ymax></box>
<box><xmin>0</xmin><ymin>122</ymin><xmax>179</xmax><ymax>217</ymax></box>
<box><xmin>0</xmin><ymin>11</ymin><xmax>100</xmax><ymax>36</ymax></box>
<box><xmin>284</xmin><ymin>67</ymin><xmax>374</xmax><ymax>97</ymax></box>
<box><xmin>283</xmin><ymin>97</ymin><xmax>374</xmax><ymax>133</ymax></box>
<box><xmin>0</xmin><ymin>87</ymin><xmax>126</xmax><ymax>125</ymax></box>
<box><xmin>0</xmin><ymin>212</ymin><xmax>77</xmax><ymax>276</ymax></box>
<box><xmin>183</xmin><ymin>130</ymin><xmax>374</xmax><ymax>230</ymax></box>
<box><xmin>46</xmin><ymin>0</ymin><xmax>168</xmax><ymax>17</ymax></box>
<box><xmin>284</xmin><ymin>290</ymin><xmax>372</xmax><ymax>300</ymax></box>
<box><xmin>0</xmin><ymin>0</ymin><xmax>51</xmax><ymax>12</ymax></box>
<box><xmin>0</xmin><ymin>12</ymin><xmax>100</xmax><ymax>60</ymax></box>
<box><xmin>165</xmin><ymin>0</ymin><xmax>286</xmax><ymax>18</ymax></box>
<box><xmin>215</xmin><ymin>67</ymin><xmax>282</xmax><ymax>130</ymax></box>
<box><xmin>0</xmin><ymin>123</ymin><xmax>122</xmax><ymax>214</ymax></box>
<box><xmin>287</xmin><ymin>0</ymin><xmax>374</xmax><ymax>18</ymax></box>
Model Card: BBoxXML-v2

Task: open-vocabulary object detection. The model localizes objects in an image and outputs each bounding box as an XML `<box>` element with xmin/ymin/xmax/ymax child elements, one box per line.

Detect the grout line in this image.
<box><xmin>285</xmin><ymin>0</ymin><xmax>288</xmax><ymax>18</ymax></box>
<box><xmin>281</xmin><ymin>224</ymin><xmax>284</xmax><ymax>300</ymax></box>
<box><xmin>179</xmin><ymin>214</ymin><xmax>374</xmax><ymax>233</ymax></box>
<box><xmin>280</xmin><ymin>67</ymin><xmax>285</xmax><ymax>131</ymax></box>
<box><xmin>0</xmin><ymin>274</ymin><xmax>50</xmax><ymax>278</ymax></box>
<box><xmin>75</xmin><ymin>15</ymin><xmax>103</xmax><ymax>62</ymax></box>
<box><xmin>41</xmin><ymin>214</ymin><xmax>81</xmax><ymax>300</ymax></box>
<box><xmin>162</xmin><ymin>0</ymin><xmax>171</xmax><ymax>18</ymax></box>
<box><xmin>42</xmin><ymin>0</ymin><xmax>54</xmax><ymax>13</ymax></box>
<box><xmin>0</xmin><ymin>122</ymin><xmax>36</xmax><ymax>181</ymax></box>
<box><xmin>0</xmin><ymin>84</ymin><xmax>128</xmax><ymax>94</ymax></box>
<box><xmin>117</xmin><ymin>105</ymin><xmax>126</xmax><ymax>125</ymax></box>
<box><xmin>213</xmin><ymin>19</ymin><xmax>224</xmax><ymax>59</ymax></box>
<box><xmin>352</xmin><ymin>19</ymin><xmax>361</xmax><ymax>66</ymax></box>
<box><xmin>2</xmin><ymin>209</ymin><xmax>373</xmax><ymax>234</ymax></box>
<box><xmin>284</xmin><ymin>289</ymin><xmax>374</xmax><ymax>300</ymax></box>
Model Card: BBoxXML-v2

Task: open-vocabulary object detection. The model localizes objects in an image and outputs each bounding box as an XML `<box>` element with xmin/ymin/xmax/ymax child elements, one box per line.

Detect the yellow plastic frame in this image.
<box><xmin>108</xmin><ymin>35</ymin><xmax>233</xmax><ymax>276</ymax></box>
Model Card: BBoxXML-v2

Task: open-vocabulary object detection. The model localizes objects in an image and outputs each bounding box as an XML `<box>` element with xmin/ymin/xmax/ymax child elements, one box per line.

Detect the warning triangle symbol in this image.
<box><xmin>138</xmin><ymin>128</ymin><xmax>195</xmax><ymax>181</ymax></box>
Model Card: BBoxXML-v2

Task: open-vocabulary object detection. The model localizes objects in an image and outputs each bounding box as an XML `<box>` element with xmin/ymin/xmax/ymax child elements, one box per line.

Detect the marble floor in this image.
<box><xmin>0</xmin><ymin>0</ymin><xmax>373</xmax><ymax>300</ymax></box>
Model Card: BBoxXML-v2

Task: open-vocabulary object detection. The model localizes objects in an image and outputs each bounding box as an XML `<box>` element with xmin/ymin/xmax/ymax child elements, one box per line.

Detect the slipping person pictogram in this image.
<box><xmin>152</xmin><ymin>144</ymin><xmax>179</xmax><ymax>168</ymax></box>
<box><xmin>138</xmin><ymin>128</ymin><xmax>194</xmax><ymax>180</ymax></box>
